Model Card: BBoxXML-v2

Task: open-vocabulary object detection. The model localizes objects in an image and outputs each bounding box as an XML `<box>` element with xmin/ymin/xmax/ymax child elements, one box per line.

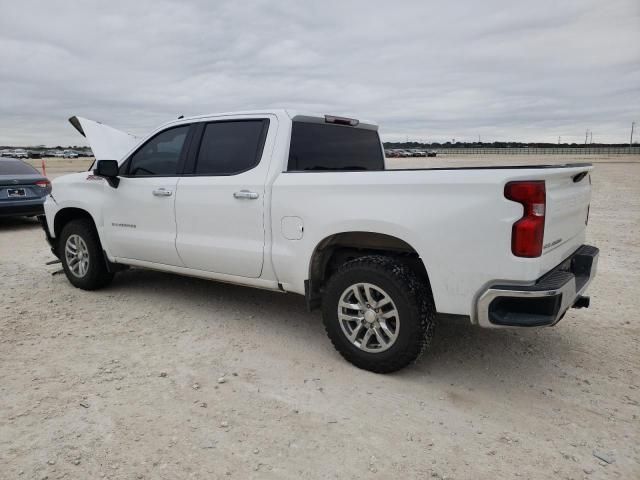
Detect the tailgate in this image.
<box><xmin>540</xmin><ymin>167</ymin><xmax>592</xmax><ymax>270</ymax></box>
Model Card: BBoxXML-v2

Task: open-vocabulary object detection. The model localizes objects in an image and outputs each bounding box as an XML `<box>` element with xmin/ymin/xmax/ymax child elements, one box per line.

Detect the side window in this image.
<box><xmin>194</xmin><ymin>120</ymin><xmax>269</xmax><ymax>175</ymax></box>
<box><xmin>128</xmin><ymin>126</ymin><xmax>189</xmax><ymax>176</ymax></box>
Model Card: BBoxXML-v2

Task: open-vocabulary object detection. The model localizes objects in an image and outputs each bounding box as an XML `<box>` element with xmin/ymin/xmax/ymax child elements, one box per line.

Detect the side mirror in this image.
<box><xmin>94</xmin><ymin>160</ymin><xmax>120</xmax><ymax>188</ymax></box>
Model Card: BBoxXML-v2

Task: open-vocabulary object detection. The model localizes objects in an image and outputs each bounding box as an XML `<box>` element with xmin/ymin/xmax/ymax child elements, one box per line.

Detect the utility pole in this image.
<box><xmin>558</xmin><ymin>136</ymin><xmax>561</xmax><ymax>145</ymax></box>
<box><xmin>585</xmin><ymin>129</ymin><xmax>589</xmax><ymax>145</ymax></box>
<box><xmin>590</xmin><ymin>131</ymin><xmax>593</xmax><ymax>144</ymax></box>
<box><xmin>632</xmin><ymin>121</ymin><xmax>636</xmax><ymax>147</ymax></box>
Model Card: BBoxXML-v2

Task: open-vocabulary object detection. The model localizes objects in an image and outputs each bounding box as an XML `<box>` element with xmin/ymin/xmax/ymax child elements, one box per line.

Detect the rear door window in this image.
<box><xmin>287</xmin><ymin>122</ymin><xmax>384</xmax><ymax>171</ymax></box>
<box><xmin>194</xmin><ymin>120</ymin><xmax>269</xmax><ymax>175</ymax></box>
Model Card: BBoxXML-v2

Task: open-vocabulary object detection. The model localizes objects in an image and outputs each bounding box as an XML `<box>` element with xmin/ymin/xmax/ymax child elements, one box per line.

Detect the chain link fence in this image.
<box><xmin>432</xmin><ymin>147</ymin><xmax>640</xmax><ymax>155</ymax></box>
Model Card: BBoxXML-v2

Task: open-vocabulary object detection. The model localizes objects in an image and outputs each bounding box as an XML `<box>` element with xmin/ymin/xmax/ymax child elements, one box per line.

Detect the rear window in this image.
<box><xmin>0</xmin><ymin>159</ymin><xmax>38</xmax><ymax>175</ymax></box>
<box><xmin>287</xmin><ymin>122</ymin><xmax>384</xmax><ymax>171</ymax></box>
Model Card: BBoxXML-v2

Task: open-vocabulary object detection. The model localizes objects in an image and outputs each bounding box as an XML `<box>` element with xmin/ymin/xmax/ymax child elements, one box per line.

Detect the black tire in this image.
<box><xmin>59</xmin><ymin>219</ymin><xmax>114</xmax><ymax>290</ymax></box>
<box><xmin>322</xmin><ymin>255</ymin><xmax>436</xmax><ymax>373</ymax></box>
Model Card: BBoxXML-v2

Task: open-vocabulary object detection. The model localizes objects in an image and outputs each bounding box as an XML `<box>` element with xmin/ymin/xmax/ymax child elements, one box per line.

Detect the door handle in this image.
<box><xmin>152</xmin><ymin>188</ymin><xmax>173</xmax><ymax>197</ymax></box>
<box><xmin>233</xmin><ymin>190</ymin><xmax>259</xmax><ymax>200</ymax></box>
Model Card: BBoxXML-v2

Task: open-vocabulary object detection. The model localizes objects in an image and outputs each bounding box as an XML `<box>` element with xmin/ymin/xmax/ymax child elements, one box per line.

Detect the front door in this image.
<box><xmin>102</xmin><ymin>125</ymin><xmax>190</xmax><ymax>266</ymax></box>
<box><xmin>175</xmin><ymin>118</ymin><xmax>274</xmax><ymax>278</ymax></box>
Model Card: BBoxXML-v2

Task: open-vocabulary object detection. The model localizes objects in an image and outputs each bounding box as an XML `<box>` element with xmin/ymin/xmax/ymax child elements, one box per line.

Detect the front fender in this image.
<box><xmin>44</xmin><ymin>172</ymin><xmax>113</xmax><ymax>259</ymax></box>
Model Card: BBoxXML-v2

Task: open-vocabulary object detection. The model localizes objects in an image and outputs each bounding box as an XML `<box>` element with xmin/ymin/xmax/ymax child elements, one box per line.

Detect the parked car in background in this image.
<box><xmin>386</xmin><ymin>149</ymin><xmax>437</xmax><ymax>158</ymax></box>
<box><xmin>41</xmin><ymin>111</ymin><xmax>598</xmax><ymax>373</ymax></box>
<box><xmin>0</xmin><ymin>158</ymin><xmax>51</xmax><ymax>217</ymax></box>
<box><xmin>393</xmin><ymin>150</ymin><xmax>411</xmax><ymax>157</ymax></box>
<box><xmin>1</xmin><ymin>149</ymin><xmax>30</xmax><ymax>159</ymax></box>
<box><xmin>63</xmin><ymin>150</ymin><xmax>79</xmax><ymax>158</ymax></box>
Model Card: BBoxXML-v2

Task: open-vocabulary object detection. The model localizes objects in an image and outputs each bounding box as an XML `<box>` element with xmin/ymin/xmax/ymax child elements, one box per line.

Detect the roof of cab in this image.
<box><xmin>159</xmin><ymin>109</ymin><xmax>378</xmax><ymax>131</ymax></box>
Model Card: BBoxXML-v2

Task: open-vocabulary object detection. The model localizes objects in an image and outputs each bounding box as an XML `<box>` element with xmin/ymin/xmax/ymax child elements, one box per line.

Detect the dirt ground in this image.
<box><xmin>2</xmin><ymin>155</ymin><xmax>639</xmax><ymax>479</ymax></box>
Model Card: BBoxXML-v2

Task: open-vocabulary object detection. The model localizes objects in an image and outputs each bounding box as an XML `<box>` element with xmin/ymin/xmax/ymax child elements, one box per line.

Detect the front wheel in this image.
<box><xmin>322</xmin><ymin>255</ymin><xmax>436</xmax><ymax>373</ymax></box>
<box><xmin>59</xmin><ymin>219</ymin><xmax>114</xmax><ymax>290</ymax></box>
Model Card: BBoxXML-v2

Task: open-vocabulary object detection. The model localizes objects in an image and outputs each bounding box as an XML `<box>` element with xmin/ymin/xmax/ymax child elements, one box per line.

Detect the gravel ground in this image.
<box><xmin>1</xmin><ymin>155</ymin><xmax>639</xmax><ymax>479</ymax></box>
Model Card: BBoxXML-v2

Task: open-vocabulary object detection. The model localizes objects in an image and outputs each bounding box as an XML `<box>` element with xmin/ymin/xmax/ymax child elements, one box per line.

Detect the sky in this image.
<box><xmin>0</xmin><ymin>0</ymin><xmax>638</xmax><ymax>146</ymax></box>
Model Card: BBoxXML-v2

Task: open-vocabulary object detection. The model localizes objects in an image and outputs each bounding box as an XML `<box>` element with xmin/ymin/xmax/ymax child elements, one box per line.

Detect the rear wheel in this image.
<box><xmin>59</xmin><ymin>219</ymin><xmax>113</xmax><ymax>290</ymax></box>
<box><xmin>322</xmin><ymin>255</ymin><xmax>436</xmax><ymax>373</ymax></box>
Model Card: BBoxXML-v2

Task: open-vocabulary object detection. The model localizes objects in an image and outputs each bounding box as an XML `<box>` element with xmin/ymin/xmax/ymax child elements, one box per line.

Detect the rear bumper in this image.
<box><xmin>476</xmin><ymin>245</ymin><xmax>599</xmax><ymax>328</ymax></box>
<box><xmin>0</xmin><ymin>200</ymin><xmax>44</xmax><ymax>217</ymax></box>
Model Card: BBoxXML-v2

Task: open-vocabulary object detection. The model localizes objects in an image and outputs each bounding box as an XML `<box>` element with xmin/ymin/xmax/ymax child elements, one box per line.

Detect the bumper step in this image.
<box><xmin>476</xmin><ymin>244</ymin><xmax>599</xmax><ymax>328</ymax></box>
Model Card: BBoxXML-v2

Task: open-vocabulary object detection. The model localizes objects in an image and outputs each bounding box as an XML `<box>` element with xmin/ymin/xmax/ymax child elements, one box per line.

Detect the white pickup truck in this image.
<box><xmin>41</xmin><ymin>110</ymin><xmax>598</xmax><ymax>372</ymax></box>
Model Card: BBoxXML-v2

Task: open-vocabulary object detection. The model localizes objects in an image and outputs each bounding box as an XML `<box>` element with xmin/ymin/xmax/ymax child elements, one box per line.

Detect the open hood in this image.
<box><xmin>69</xmin><ymin>116</ymin><xmax>140</xmax><ymax>161</ymax></box>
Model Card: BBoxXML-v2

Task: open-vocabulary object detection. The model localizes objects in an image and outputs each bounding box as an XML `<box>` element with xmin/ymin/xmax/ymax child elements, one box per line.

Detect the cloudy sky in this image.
<box><xmin>1</xmin><ymin>0</ymin><xmax>638</xmax><ymax>146</ymax></box>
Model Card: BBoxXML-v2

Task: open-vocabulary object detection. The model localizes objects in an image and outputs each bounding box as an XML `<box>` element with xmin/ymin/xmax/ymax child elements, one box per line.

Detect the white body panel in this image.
<box><xmin>102</xmin><ymin>176</ymin><xmax>182</xmax><ymax>266</ymax></box>
<box><xmin>44</xmin><ymin>110</ymin><xmax>593</xmax><ymax>321</ymax></box>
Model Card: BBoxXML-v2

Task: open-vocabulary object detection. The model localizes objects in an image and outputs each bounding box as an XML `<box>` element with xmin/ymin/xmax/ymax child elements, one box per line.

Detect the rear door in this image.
<box><xmin>101</xmin><ymin>125</ymin><xmax>192</xmax><ymax>265</ymax></box>
<box><xmin>175</xmin><ymin>116</ymin><xmax>274</xmax><ymax>277</ymax></box>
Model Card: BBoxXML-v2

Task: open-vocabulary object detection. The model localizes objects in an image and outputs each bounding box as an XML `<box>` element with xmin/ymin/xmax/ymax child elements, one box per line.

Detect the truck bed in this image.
<box><xmin>271</xmin><ymin>163</ymin><xmax>592</xmax><ymax>318</ymax></box>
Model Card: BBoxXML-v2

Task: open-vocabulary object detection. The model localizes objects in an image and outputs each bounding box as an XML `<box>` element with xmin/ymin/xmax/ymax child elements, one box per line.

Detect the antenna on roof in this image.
<box><xmin>178</xmin><ymin>115</ymin><xmax>184</xmax><ymax>119</ymax></box>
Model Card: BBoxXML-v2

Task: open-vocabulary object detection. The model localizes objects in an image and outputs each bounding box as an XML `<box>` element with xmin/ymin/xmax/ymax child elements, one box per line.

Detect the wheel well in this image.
<box><xmin>54</xmin><ymin>208</ymin><xmax>95</xmax><ymax>238</ymax></box>
<box><xmin>306</xmin><ymin>232</ymin><xmax>430</xmax><ymax>310</ymax></box>
<box><xmin>52</xmin><ymin>207</ymin><xmax>124</xmax><ymax>272</ymax></box>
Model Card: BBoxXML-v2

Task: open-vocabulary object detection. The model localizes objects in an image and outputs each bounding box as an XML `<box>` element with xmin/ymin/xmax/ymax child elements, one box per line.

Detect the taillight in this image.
<box><xmin>35</xmin><ymin>179</ymin><xmax>52</xmax><ymax>193</ymax></box>
<box><xmin>504</xmin><ymin>181</ymin><xmax>546</xmax><ymax>258</ymax></box>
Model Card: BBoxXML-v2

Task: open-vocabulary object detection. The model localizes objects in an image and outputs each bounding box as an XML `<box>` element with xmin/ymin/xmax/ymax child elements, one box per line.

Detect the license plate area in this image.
<box><xmin>7</xmin><ymin>188</ymin><xmax>26</xmax><ymax>197</ymax></box>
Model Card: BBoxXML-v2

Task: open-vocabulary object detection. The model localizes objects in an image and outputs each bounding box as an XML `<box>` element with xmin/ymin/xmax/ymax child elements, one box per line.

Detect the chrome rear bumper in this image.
<box><xmin>476</xmin><ymin>245</ymin><xmax>599</xmax><ymax>328</ymax></box>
